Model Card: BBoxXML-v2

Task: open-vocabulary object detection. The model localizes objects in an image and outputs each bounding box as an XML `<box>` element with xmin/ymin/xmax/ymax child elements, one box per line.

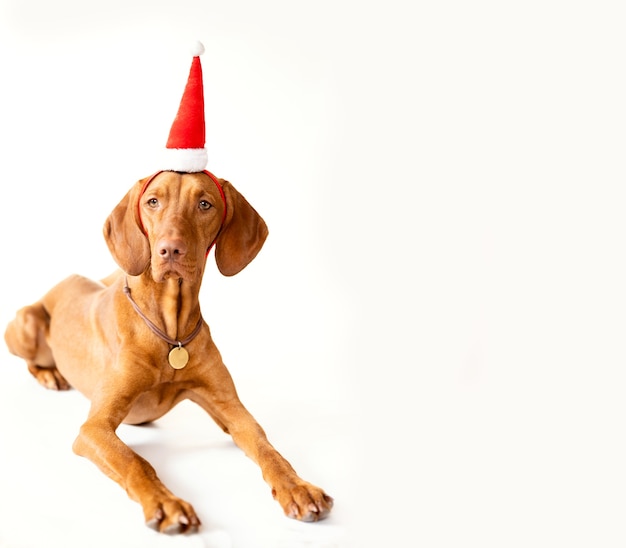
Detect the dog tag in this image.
<box><xmin>168</xmin><ymin>346</ymin><xmax>189</xmax><ymax>369</ymax></box>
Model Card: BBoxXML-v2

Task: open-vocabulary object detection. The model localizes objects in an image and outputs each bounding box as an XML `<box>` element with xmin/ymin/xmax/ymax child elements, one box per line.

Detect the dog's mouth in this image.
<box><xmin>158</xmin><ymin>270</ymin><xmax>183</xmax><ymax>282</ymax></box>
<box><xmin>151</xmin><ymin>260</ymin><xmax>196</xmax><ymax>283</ymax></box>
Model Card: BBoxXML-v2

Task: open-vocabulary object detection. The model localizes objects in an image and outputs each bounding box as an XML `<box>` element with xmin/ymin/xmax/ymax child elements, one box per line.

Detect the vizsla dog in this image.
<box><xmin>4</xmin><ymin>169</ymin><xmax>333</xmax><ymax>534</ymax></box>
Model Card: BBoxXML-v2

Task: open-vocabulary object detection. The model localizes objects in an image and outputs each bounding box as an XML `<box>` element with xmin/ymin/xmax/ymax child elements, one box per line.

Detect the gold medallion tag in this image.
<box><xmin>168</xmin><ymin>346</ymin><xmax>189</xmax><ymax>369</ymax></box>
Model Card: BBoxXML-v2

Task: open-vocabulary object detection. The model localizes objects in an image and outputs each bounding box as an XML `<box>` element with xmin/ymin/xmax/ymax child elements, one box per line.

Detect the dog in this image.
<box><xmin>4</xmin><ymin>169</ymin><xmax>333</xmax><ymax>534</ymax></box>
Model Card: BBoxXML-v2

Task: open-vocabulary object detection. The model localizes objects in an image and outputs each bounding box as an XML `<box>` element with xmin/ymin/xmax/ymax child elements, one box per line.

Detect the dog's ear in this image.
<box><xmin>103</xmin><ymin>178</ymin><xmax>151</xmax><ymax>276</ymax></box>
<box><xmin>215</xmin><ymin>180</ymin><xmax>269</xmax><ymax>276</ymax></box>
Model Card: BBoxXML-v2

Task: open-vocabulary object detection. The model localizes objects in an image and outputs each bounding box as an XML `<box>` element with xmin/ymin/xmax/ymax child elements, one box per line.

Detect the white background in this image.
<box><xmin>1</xmin><ymin>1</ymin><xmax>626</xmax><ymax>547</ymax></box>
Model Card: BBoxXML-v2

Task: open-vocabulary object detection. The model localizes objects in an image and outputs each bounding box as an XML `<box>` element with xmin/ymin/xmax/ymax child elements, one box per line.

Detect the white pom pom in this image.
<box><xmin>190</xmin><ymin>40</ymin><xmax>205</xmax><ymax>57</ymax></box>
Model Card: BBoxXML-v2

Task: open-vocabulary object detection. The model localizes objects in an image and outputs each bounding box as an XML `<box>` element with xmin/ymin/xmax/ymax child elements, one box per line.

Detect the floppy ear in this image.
<box><xmin>215</xmin><ymin>180</ymin><xmax>269</xmax><ymax>276</ymax></box>
<box><xmin>103</xmin><ymin>178</ymin><xmax>151</xmax><ymax>276</ymax></box>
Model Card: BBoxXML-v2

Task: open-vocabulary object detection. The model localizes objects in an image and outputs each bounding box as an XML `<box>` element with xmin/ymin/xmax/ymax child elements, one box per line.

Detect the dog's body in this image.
<box><xmin>4</xmin><ymin>171</ymin><xmax>333</xmax><ymax>534</ymax></box>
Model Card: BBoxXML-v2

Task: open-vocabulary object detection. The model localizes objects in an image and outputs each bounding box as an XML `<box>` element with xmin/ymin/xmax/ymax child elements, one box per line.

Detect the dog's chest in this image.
<box><xmin>124</xmin><ymin>380</ymin><xmax>191</xmax><ymax>424</ymax></box>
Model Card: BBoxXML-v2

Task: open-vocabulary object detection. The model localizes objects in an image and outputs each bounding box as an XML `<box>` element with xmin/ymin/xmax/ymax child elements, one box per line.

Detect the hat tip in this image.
<box><xmin>190</xmin><ymin>40</ymin><xmax>205</xmax><ymax>57</ymax></box>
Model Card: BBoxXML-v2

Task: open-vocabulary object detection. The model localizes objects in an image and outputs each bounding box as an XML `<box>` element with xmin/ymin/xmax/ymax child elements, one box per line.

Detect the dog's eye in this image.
<box><xmin>147</xmin><ymin>198</ymin><xmax>159</xmax><ymax>208</ymax></box>
<box><xmin>199</xmin><ymin>200</ymin><xmax>212</xmax><ymax>211</ymax></box>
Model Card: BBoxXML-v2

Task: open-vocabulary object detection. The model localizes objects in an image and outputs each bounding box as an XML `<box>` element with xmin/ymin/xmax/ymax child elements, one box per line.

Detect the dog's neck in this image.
<box><xmin>125</xmin><ymin>273</ymin><xmax>202</xmax><ymax>342</ymax></box>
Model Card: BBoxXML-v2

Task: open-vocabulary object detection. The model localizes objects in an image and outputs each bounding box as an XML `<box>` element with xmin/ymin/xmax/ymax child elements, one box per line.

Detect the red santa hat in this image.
<box><xmin>161</xmin><ymin>41</ymin><xmax>208</xmax><ymax>172</ymax></box>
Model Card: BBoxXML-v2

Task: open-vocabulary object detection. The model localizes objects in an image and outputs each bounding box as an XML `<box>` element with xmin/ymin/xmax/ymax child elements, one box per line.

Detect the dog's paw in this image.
<box><xmin>272</xmin><ymin>481</ymin><xmax>334</xmax><ymax>522</ymax></box>
<box><xmin>144</xmin><ymin>497</ymin><xmax>201</xmax><ymax>534</ymax></box>
<box><xmin>27</xmin><ymin>364</ymin><xmax>71</xmax><ymax>391</ymax></box>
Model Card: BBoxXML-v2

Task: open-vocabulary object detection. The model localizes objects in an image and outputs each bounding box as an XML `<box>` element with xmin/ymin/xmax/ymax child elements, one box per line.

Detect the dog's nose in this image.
<box><xmin>157</xmin><ymin>238</ymin><xmax>187</xmax><ymax>261</ymax></box>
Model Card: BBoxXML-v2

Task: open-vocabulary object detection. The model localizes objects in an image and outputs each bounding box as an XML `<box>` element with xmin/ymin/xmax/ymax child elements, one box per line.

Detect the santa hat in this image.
<box><xmin>161</xmin><ymin>41</ymin><xmax>208</xmax><ymax>172</ymax></box>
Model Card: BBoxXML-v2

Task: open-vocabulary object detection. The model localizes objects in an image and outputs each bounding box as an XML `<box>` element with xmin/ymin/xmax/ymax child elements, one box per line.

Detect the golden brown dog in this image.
<box><xmin>4</xmin><ymin>170</ymin><xmax>333</xmax><ymax>534</ymax></box>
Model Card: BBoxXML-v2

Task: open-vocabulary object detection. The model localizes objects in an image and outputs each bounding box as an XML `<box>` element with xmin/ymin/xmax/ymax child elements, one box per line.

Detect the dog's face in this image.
<box><xmin>104</xmin><ymin>171</ymin><xmax>268</xmax><ymax>281</ymax></box>
<box><xmin>139</xmin><ymin>171</ymin><xmax>225</xmax><ymax>282</ymax></box>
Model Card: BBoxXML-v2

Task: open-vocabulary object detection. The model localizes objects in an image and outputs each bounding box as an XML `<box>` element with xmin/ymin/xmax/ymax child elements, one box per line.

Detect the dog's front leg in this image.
<box><xmin>72</xmin><ymin>377</ymin><xmax>201</xmax><ymax>534</ymax></box>
<box><xmin>188</xmin><ymin>369</ymin><xmax>334</xmax><ymax>522</ymax></box>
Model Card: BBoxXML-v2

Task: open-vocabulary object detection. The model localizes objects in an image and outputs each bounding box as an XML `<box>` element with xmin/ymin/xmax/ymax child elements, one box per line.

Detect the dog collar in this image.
<box><xmin>137</xmin><ymin>170</ymin><xmax>227</xmax><ymax>257</ymax></box>
<box><xmin>123</xmin><ymin>279</ymin><xmax>203</xmax><ymax>369</ymax></box>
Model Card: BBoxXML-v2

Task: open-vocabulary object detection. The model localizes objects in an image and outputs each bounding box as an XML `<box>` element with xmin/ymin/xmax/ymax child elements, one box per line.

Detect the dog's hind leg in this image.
<box><xmin>4</xmin><ymin>303</ymin><xmax>70</xmax><ymax>391</ymax></box>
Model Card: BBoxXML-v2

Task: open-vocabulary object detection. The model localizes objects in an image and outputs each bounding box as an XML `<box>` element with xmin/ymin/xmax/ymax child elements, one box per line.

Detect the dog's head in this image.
<box><xmin>103</xmin><ymin>171</ymin><xmax>268</xmax><ymax>281</ymax></box>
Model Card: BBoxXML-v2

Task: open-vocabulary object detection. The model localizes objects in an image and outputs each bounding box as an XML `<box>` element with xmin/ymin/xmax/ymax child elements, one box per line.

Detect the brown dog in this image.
<box><xmin>4</xmin><ymin>170</ymin><xmax>333</xmax><ymax>534</ymax></box>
